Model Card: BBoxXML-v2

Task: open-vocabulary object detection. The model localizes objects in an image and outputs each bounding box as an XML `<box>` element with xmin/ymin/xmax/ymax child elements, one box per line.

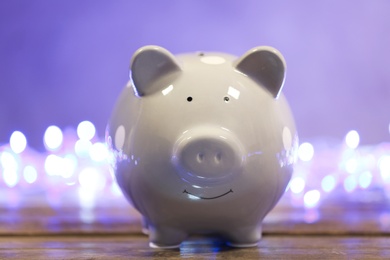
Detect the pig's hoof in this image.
<box><xmin>149</xmin><ymin>242</ymin><xmax>181</xmax><ymax>249</ymax></box>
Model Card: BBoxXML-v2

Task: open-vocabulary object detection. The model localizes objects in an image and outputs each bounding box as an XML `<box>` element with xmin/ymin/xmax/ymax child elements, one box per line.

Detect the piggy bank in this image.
<box><xmin>106</xmin><ymin>45</ymin><xmax>298</xmax><ymax>248</ymax></box>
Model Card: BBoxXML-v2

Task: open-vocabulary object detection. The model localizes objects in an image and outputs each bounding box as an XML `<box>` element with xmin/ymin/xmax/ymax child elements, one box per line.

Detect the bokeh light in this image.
<box><xmin>345</xmin><ymin>158</ymin><xmax>358</xmax><ymax>174</ymax></box>
<box><xmin>344</xmin><ymin>175</ymin><xmax>357</xmax><ymax>193</ymax></box>
<box><xmin>77</xmin><ymin>121</ymin><xmax>96</xmax><ymax>141</ymax></box>
<box><xmin>298</xmin><ymin>142</ymin><xmax>314</xmax><ymax>162</ymax></box>
<box><xmin>89</xmin><ymin>142</ymin><xmax>109</xmax><ymax>162</ymax></box>
<box><xmin>345</xmin><ymin>130</ymin><xmax>360</xmax><ymax>149</ymax></box>
<box><xmin>1</xmin><ymin>118</ymin><xmax>390</xmax><ymax>209</ymax></box>
<box><xmin>23</xmin><ymin>165</ymin><xmax>38</xmax><ymax>184</ymax></box>
<box><xmin>1</xmin><ymin>152</ymin><xmax>20</xmax><ymax>188</ymax></box>
<box><xmin>78</xmin><ymin>187</ymin><xmax>96</xmax><ymax>210</ymax></box>
<box><xmin>75</xmin><ymin>139</ymin><xmax>92</xmax><ymax>158</ymax></box>
<box><xmin>10</xmin><ymin>131</ymin><xmax>27</xmax><ymax>154</ymax></box>
<box><xmin>44</xmin><ymin>126</ymin><xmax>63</xmax><ymax>151</ymax></box>
<box><xmin>44</xmin><ymin>154</ymin><xmax>77</xmax><ymax>178</ymax></box>
<box><xmin>290</xmin><ymin>177</ymin><xmax>305</xmax><ymax>194</ymax></box>
<box><xmin>321</xmin><ymin>175</ymin><xmax>336</xmax><ymax>193</ymax></box>
<box><xmin>3</xmin><ymin>169</ymin><xmax>19</xmax><ymax>188</ymax></box>
<box><xmin>303</xmin><ymin>190</ymin><xmax>321</xmax><ymax>208</ymax></box>
<box><xmin>61</xmin><ymin>154</ymin><xmax>78</xmax><ymax>178</ymax></box>
<box><xmin>1</xmin><ymin>151</ymin><xmax>18</xmax><ymax>172</ymax></box>
<box><xmin>378</xmin><ymin>156</ymin><xmax>390</xmax><ymax>181</ymax></box>
<box><xmin>78</xmin><ymin>167</ymin><xmax>106</xmax><ymax>191</ymax></box>
<box><xmin>358</xmin><ymin>171</ymin><xmax>372</xmax><ymax>189</ymax></box>
<box><xmin>44</xmin><ymin>154</ymin><xmax>62</xmax><ymax>176</ymax></box>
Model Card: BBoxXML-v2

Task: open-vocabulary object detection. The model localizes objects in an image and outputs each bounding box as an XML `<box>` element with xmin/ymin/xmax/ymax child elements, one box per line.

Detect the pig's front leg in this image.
<box><xmin>224</xmin><ymin>225</ymin><xmax>262</xmax><ymax>248</ymax></box>
<box><xmin>148</xmin><ymin>225</ymin><xmax>188</xmax><ymax>249</ymax></box>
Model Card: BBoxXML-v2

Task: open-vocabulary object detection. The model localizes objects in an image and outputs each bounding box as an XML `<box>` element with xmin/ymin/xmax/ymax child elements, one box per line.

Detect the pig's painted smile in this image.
<box><xmin>183</xmin><ymin>189</ymin><xmax>233</xmax><ymax>200</ymax></box>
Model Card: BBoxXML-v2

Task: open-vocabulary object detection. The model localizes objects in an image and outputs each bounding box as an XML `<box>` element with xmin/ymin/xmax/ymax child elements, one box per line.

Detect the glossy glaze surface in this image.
<box><xmin>106</xmin><ymin>45</ymin><xmax>298</xmax><ymax>248</ymax></box>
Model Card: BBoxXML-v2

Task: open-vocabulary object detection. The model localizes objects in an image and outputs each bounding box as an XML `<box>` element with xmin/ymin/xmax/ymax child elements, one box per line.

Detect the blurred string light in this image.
<box><xmin>344</xmin><ymin>175</ymin><xmax>358</xmax><ymax>193</ymax></box>
<box><xmin>1</xmin><ymin>125</ymin><xmax>390</xmax><ymax>208</ymax></box>
<box><xmin>304</xmin><ymin>190</ymin><xmax>321</xmax><ymax>208</ymax></box>
<box><xmin>10</xmin><ymin>131</ymin><xmax>27</xmax><ymax>154</ymax></box>
<box><xmin>1</xmin><ymin>152</ymin><xmax>18</xmax><ymax>172</ymax></box>
<box><xmin>298</xmin><ymin>142</ymin><xmax>314</xmax><ymax>162</ymax></box>
<box><xmin>290</xmin><ymin>177</ymin><xmax>305</xmax><ymax>194</ymax></box>
<box><xmin>62</xmin><ymin>155</ymin><xmax>78</xmax><ymax>178</ymax></box>
<box><xmin>89</xmin><ymin>142</ymin><xmax>108</xmax><ymax>162</ymax></box>
<box><xmin>23</xmin><ymin>165</ymin><xmax>38</xmax><ymax>184</ymax></box>
<box><xmin>44</xmin><ymin>154</ymin><xmax>62</xmax><ymax>176</ymax></box>
<box><xmin>345</xmin><ymin>158</ymin><xmax>358</xmax><ymax>174</ymax></box>
<box><xmin>44</xmin><ymin>126</ymin><xmax>63</xmax><ymax>151</ymax></box>
<box><xmin>321</xmin><ymin>175</ymin><xmax>336</xmax><ymax>193</ymax></box>
<box><xmin>3</xmin><ymin>169</ymin><xmax>19</xmax><ymax>188</ymax></box>
<box><xmin>378</xmin><ymin>156</ymin><xmax>390</xmax><ymax>182</ymax></box>
<box><xmin>345</xmin><ymin>130</ymin><xmax>360</xmax><ymax>149</ymax></box>
<box><xmin>77</xmin><ymin>121</ymin><xmax>96</xmax><ymax>141</ymax></box>
<box><xmin>1</xmin><ymin>152</ymin><xmax>19</xmax><ymax>187</ymax></box>
<box><xmin>44</xmin><ymin>154</ymin><xmax>77</xmax><ymax>178</ymax></box>
<box><xmin>78</xmin><ymin>187</ymin><xmax>96</xmax><ymax>210</ymax></box>
<box><xmin>74</xmin><ymin>121</ymin><xmax>97</xmax><ymax>158</ymax></box>
<box><xmin>358</xmin><ymin>171</ymin><xmax>372</xmax><ymax>189</ymax></box>
<box><xmin>75</xmin><ymin>139</ymin><xmax>92</xmax><ymax>157</ymax></box>
<box><xmin>78</xmin><ymin>167</ymin><xmax>106</xmax><ymax>191</ymax></box>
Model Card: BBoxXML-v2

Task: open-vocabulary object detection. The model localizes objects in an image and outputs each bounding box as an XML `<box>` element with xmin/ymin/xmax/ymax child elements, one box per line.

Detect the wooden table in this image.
<box><xmin>0</xmin><ymin>196</ymin><xmax>389</xmax><ymax>259</ymax></box>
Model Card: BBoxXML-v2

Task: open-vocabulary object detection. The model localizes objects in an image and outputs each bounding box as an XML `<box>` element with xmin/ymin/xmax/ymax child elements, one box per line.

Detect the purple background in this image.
<box><xmin>1</xmin><ymin>0</ymin><xmax>390</xmax><ymax>150</ymax></box>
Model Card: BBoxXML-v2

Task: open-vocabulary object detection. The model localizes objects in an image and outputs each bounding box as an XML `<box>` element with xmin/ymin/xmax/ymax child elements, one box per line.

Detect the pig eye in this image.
<box><xmin>187</xmin><ymin>96</ymin><xmax>193</xmax><ymax>102</ymax></box>
<box><xmin>224</xmin><ymin>96</ymin><xmax>230</xmax><ymax>102</ymax></box>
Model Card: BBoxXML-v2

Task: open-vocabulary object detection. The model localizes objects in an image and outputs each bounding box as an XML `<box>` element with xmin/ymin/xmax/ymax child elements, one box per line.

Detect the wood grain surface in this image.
<box><xmin>0</xmin><ymin>197</ymin><xmax>389</xmax><ymax>259</ymax></box>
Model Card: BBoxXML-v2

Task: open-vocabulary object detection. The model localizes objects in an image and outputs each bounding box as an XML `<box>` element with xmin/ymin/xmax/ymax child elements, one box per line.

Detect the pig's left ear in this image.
<box><xmin>234</xmin><ymin>46</ymin><xmax>286</xmax><ymax>99</ymax></box>
<box><xmin>130</xmin><ymin>45</ymin><xmax>182</xmax><ymax>96</ymax></box>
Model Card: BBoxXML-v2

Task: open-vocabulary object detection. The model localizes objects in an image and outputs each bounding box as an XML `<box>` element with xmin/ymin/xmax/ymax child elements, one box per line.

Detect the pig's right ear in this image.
<box><xmin>234</xmin><ymin>46</ymin><xmax>286</xmax><ymax>99</ymax></box>
<box><xmin>130</xmin><ymin>46</ymin><xmax>182</xmax><ymax>96</ymax></box>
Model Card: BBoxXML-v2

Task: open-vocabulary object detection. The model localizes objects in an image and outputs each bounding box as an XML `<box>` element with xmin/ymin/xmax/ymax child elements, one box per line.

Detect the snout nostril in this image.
<box><xmin>197</xmin><ymin>153</ymin><xmax>204</xmax><ymax>163</ymax></box>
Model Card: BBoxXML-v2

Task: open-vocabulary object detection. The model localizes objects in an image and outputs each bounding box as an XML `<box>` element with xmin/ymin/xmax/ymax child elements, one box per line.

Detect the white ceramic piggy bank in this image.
<box><xmin>106</xmin><ymin>45</ymin><xmax>298</xmax><ymax>248</ymax></box>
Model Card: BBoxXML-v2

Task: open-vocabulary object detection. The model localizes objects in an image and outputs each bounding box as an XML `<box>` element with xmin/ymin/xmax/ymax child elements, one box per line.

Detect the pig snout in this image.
<box><xmin>172</xmin><ymin>127</ymin><xmax>245</xmax><ymax>184</ymax></box>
